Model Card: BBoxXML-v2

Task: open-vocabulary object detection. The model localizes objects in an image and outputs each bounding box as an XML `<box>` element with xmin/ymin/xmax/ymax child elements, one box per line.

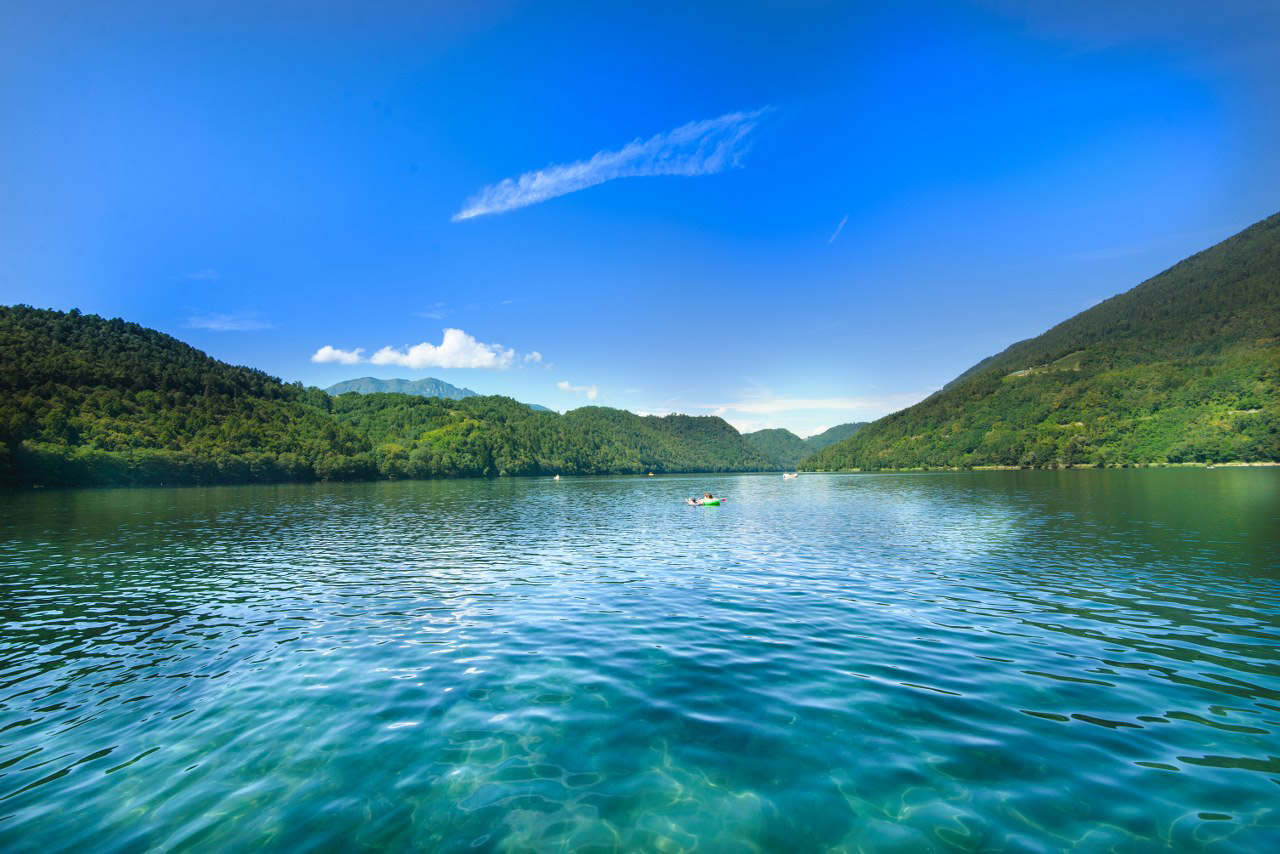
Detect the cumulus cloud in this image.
<box><xmin>453</xmin><ymin>107</ymin><xmax>770</xmax><ymax>220</ymax></box>
<box><xmin>524</xmin><ymin>351</ymin><xmax>542</xmax><ymax>363</ymax></box>
<box><xmin>370</xmin><ymin>328</ymin><xmax>516</xmax><ymax>369</ymax></box>
<box><xmin>185</xmin><ymin>311</ymin><xmax>272</xmax><ymax>331</ymax></box>
<box><xmin>311</xmin><ymin>345</ymin><xmax>364</xmax><ymax>365</ymax></box>
<box><xmin>558</xmin><ymin>380</ymin><xmax>599</xmax><ymax>401</ymax></box>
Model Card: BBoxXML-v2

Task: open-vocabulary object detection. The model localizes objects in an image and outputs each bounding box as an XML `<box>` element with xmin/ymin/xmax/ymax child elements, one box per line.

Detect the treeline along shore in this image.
<box><xmin>0</xmin><ymin>306</ymin><xmax>782</xmax><ymax>486</ymax></box>
<box><xmin>1</xmin><ymin>214</ymin><xmax>1277</xmax><ymax>488</ymax></box>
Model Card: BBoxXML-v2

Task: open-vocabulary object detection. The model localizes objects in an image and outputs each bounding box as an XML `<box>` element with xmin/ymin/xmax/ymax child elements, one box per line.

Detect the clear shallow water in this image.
<box><xmin>1</xmin><ymin>470</ymin><xmax>1278</xmax><ymax>853</ymax></box>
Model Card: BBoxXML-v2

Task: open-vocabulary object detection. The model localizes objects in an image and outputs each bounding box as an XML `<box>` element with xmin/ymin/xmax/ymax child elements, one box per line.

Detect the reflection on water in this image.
<box><xmin>1</xmin><ymin>470</ymin><xmax>1278</xmax><ymax>852</ymax></box>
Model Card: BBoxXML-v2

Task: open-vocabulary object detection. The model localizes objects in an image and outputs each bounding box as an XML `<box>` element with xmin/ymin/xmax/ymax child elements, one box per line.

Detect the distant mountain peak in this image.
<box><xmin>325</xmin><ymin>376</ymin><xmax>478</xmax><ymax>400</ymax></box>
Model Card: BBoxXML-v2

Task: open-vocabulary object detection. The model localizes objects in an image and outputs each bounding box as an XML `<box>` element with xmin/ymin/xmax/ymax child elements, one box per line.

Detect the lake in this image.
<box><xmin>1</xmin><ymin>470</ymin><xmax>1278</xmax><ymax>852</ymax></box>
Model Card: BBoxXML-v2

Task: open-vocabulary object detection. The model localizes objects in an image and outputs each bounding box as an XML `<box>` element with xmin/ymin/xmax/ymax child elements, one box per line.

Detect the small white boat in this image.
<box><xmin>553</xmin><ymin>474</ymin><xmax>561</xmax><ymax>480</ymax></box>
<box><xmin>783</xmin><ymin>472</ymin><xmax>799</xmax><ymax>479</ymax></box>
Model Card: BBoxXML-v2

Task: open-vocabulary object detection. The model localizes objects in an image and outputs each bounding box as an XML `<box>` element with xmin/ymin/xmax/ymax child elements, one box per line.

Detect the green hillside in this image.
<box><xmin>743</xmin><ymin>428</ymin><xmax>811</xmax><ymax>468</ymax></box>
<box><xmin>0</xmin><ymin>305</ymin><xmax>377</xmax><ymax>486</ymax></box>
<box><xmin>804</xmin><ymin>423</ymin><xmax>868</xmax><ymax>452</ymax></box>
<box><xmin>0</xmin><ymin>306</ymin><xmax>769</xmax><ymax>486</ymax></box>
<box><xmin>744</xmin><ymin>423</ymin><xmax>870</xmax><ymax>468</ymax></box>
<box><xmin>325</xmin><ymin>376</ymin><xmax>478</xmax><ymax>399</ymax></box>
<box><xmin>329</xmin><ymin>393</ymin><xmax>772</xmax><ymax>477</ymax></box>
<box><xmin>803</xmin><ymin>213</ymin><xmax>1280</xmax><ymax>470</ymax></box>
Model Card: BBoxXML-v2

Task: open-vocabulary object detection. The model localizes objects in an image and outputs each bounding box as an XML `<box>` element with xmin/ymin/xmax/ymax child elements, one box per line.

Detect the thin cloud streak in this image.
<box><xmin>706</xmin><ymin>392</ymin><xmax>930</xmax><ymax>418</ymax></box>
<box><xmin>827</xmin><ymin>214</ymin><xmax>849</xmax><ymax>244</ymax></box>
<box><xmin>453</xmin><ymin>107</ymin><xmax>770</xmax><ymax>220</ymax></box>
<box><xmin>185</xmin><ymin>311</ymin><xmax>272</xmax><ymax>331</ymax></box>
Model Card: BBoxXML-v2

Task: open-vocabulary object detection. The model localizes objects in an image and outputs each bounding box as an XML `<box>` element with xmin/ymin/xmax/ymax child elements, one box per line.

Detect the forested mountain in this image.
<box><xmin>0</xmin><ymin>306</ymin><xmax>376</xmax><ymax>486</ymax></box>
<box><xmin>804</xmin><ymin>423</ymin><xmax>868</xmax><ymax>452</ymax></box>
<box><xmin>0</xmin><ymin>306</ymin><xmax>772</xmax><ymax>486</ymax></box>
<box><xmin>803</xmin><ymin>212</ymin><xmax>1280</xmax><ymax>470</ymax></box>
<box><xmin>325</xmin><ymin>376</ymin><xmax>478</xmax><ymax>399</ymax></box>
<box><xmin>744</xmin><ymin>423</ymin><xmax>870</xmax><ymax>468</ymax></box>
<box><xmin>328</xmin><ymin>394</ymin><xmax>772</xmax><ymax>477</ymax></box>
<box><xmin>743</xmin><ymin>428</ymin><xmax>812</xmax><ymax>468</ymax></box>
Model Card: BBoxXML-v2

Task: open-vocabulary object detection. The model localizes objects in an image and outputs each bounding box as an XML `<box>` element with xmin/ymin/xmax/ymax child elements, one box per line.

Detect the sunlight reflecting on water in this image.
<box><xmin>1</xmin><ymin>470</ymin><xmax>1278</xmax><ymax>851</ymax></box>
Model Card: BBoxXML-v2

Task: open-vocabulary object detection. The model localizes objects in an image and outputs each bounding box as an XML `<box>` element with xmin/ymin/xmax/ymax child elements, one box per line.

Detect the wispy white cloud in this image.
<box><xmin>708</xmin><ymin>393</ymin><xmax>925</xmax><ymax>416</ymax></box>
<box><xmin>182</xmin><ymin>268</ymin><xmax>219</xmax><ymax>281</ymax></box>
<box><xmin>370</xmin><ymin>328</ymin><xmax>516</xmax><ymax>369</ymax></box>
<box><xmin>827</xmin><ymin>214</ymin><xmax>849</xmax><ymax>244</ymax></box>
<box><xmin>1065</xmin><ymin>223</ymin><xmax>1240</xmax><ymax>263</ymax></box>
<box><xmin>311</xmin><ymin>345</ymin><xmax>365</xmax><ymax>364</ymax></box>
<box><xmin>185</xmin><ymin>311</ymin><xmax>272</xmax><ymax>331</ymax></box>
<box><xmin>453</xmin><ymin>107</ymin><xmax>770</xmax><ymax>220</ymax></box>
<box><xmin>558</xmin><ymin>380</ymin><xmax>599</xmax><ymax>401</ymax></box>
<box><xmin>415</xmin><ymin>302</ymin><xmax>449</xmax><ymax>320</ymax></box>
<box><xmin>524</xmin><ymin>351</ymin><xmax>542</xmax><ymax>363</ymax></box>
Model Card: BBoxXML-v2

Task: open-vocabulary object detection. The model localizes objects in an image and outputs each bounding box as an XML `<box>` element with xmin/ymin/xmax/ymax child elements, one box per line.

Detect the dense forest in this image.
<box><xmin>742</xmin><ymin>422</ymin><xmax>869</xmax><ymax>468</ymax></box>
<box><xmin>803</xmin><ymin>212</ymin><xmax>1280</xmax><ymax>470</ymax></box>
<box><xmin>0</xmin><ymin>306</ymin><xmax>772</xmax><ymax>487</ymax></box>
<box><xmin>743</xmin><ymin>428</ymin><xmax>813</xmax><ymax>469</ymax></box>
<box><xmin>327</xmin><ymin>393</ymin><xmax>772</xmax><ymax>478</ymax></box>
<box><xmin>804</xmin><ymin>423</ymin><xmax>868</xmax><ymax>452</ymax></box>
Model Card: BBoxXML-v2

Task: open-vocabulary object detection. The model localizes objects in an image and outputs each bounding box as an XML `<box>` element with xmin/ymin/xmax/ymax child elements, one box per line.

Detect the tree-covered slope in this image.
<box><xmin>743</xmin><ymin>428</ymin><xmax>811</xmax><ymax>469</ymax></box>
<box><xmin>0</xmin><ymin>305</ymin><xmax>377</xmax><ymax>486</ymax></box>
<box><xmin>804</xmin><ymin>423</ymin><xmax>868</xmax><ymax>452</ymax></box>
<box><xmin>802</xmin><ymin>213</ymin><xmax>1280</xmax><ymax>470</ymax></box>
<box><xmin>330</xmin><ymin>394</ymin><xmax>772</xmax><ymax>477</ymax></box>
<box><xmin>325</xmin><ymin>376</ymin><xmax>478</xmax><ymax>399</ymax></box>
<box><xmin>0</xmin><ymin>306</ymin><xmax>771</xmax><ymax>486</ymax></box>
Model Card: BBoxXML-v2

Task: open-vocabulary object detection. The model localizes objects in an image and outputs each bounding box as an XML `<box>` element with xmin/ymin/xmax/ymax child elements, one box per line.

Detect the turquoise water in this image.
<box><xmin>1</xmin><ymin>470</ymin><xmax>1278</xmax><ymax>852</ymax></box>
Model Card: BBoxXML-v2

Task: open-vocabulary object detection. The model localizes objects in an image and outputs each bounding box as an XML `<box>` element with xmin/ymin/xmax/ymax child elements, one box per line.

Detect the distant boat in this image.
<box><xmin>783</xmin><ymin>472</ymin><xmax>799</xmax><ymax>479</ymax></box>
<box><xmin>648</xmin><ymin>472</ymin><xmax>654</xmax><ymax>476</ymax></box>
<box><xmin>553</xmin><ymin>474</ymin><xmax>561</xmax><ymax>480</ymax></box>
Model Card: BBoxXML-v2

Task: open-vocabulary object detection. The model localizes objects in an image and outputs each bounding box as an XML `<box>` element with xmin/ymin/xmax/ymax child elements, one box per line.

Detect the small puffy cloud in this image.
<box><xmin>558</xmin><ymin>380</ymin><xmax>599</xmax><ymax>400</ymax></box>
<box><xmin>524</xmin><ymin>351</ymin><xmax>542</xmax><ymax>363</ymax></box>
<box><xmin>311</xmin><ymin>345</ymin><xmax>364</xmax><ymax>364</ymax></box>
<box><xmin>370</xmin><ymin>328</ymin><xmax>516</xmax><ymax>369</ymax></box>
<box><xmin>185</xmin><ymin>311</ymin><xmax>272</xmax><ymax>331</ymax></box>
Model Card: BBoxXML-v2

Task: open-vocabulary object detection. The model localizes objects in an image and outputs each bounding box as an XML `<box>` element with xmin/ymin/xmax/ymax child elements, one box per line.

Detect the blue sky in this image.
<box><xmin>3</xmin><ymin>1</ymin><xmax>1278</xmax><ymax>435</ymax></box>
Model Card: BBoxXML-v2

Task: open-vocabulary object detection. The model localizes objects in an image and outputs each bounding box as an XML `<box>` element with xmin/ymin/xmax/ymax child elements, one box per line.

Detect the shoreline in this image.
<box><xmin>801</xmin><ymin>461</ymin><xmax>1280</xmax><ymax>473</ymax></box>
<box><xmin>6</xmin><ymin>461</ymin><xmax>1278</xmax><ymax>492</ymax></box>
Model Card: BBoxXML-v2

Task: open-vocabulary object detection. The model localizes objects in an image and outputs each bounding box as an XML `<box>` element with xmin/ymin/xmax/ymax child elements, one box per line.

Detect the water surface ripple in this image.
<box><xmin>1</xmin><ymin>470</ymin><xmax>1278</xmax><ymax>852</ymax></box>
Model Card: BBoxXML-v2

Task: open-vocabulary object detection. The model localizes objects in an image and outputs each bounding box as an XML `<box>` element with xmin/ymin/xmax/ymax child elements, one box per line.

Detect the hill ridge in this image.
<box><xmin>801</xmin><ymin>212</ymin><xmax>1280</xmax><ymax>470</ymax></box>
